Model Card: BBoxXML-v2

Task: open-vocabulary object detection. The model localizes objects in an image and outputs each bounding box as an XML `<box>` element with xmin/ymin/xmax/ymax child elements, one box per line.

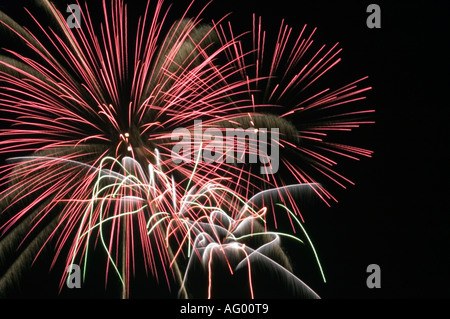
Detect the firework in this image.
<box><xmin>0</xmin><ymin>0</ymin><xmax>250</xmax><ymax>297</ymax></box>
<box><xmin>53</xmin><ymin>151</ymin><xmax>323</xmax><ymax>298</ymax></box>
<box><xmin>0</xmin><ymin>0</ymin><xmax>373</xmax><ymax>298</ymax></box>
<box><xmin>213</xmin><ymin>16</ymin><xmax>375</xmax><ymax>204</ymax></box>
<box><xmin>178</xmin><ymin>184</ymin><xmax>324</xmax><ymax>299</ymax></box>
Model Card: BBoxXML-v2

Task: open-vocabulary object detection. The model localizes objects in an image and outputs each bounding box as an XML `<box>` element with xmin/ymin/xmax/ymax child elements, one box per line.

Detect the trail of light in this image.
<box><xmin>233</xmin><ymin>232</ymin><xmax>305</xmax><ymax>245</ymax></box>
<box><xmin>276</xmin><ymin>203</ymin><xmax>326</xmax><ymax>283</ymax></box>
<box><xmin>239</xmin><ymin>244</ymin><xmax>254</xmax><ymax>299</ymax></box>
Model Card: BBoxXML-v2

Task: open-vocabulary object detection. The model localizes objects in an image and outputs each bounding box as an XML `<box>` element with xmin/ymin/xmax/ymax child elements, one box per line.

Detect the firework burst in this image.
<box><xmin>76</xmin><ymin>154</ymin><xmax>324</xmax><ymax>298</ymax></box>
<box><xmin>0</xmin><ymin>0</ymin><xmax>373</xmax><ymax>298</ymax></box>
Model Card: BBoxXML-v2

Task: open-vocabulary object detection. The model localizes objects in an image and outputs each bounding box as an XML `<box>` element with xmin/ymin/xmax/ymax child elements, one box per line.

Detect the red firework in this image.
<box><xmin>0</xmin><ymin>0</ymin><xmax>373</xmax><ymax>298</ymax></box>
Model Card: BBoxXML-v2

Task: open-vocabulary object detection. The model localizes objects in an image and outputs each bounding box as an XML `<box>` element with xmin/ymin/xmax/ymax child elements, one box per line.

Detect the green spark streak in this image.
<box><xmin>276</xmin><ymin>203</ymin><xmax>326</xmax><ymax>283</ymax></box>
<box><xmin>80</xmin><ymin>206</ymin><xmax>148</xmax><ymax>239</ymax></box>
<box><xmin>70</xmin><ymin>156</ymin><xmax>151</xmax><ymax>285</ymax></box>
<box><xmin>147</xmin><ymin>215</ymin><xmax>170</xmax><ymax>236</ymax></box>
<box><xmin>184</xmin><ymin>142</ymin><xmax>203</xmax><ymax>197</ymax></box>
<box><xmin>232</xmin><ymin>232</ymin><xmax>305</xmax><ymax>245</ymax></box>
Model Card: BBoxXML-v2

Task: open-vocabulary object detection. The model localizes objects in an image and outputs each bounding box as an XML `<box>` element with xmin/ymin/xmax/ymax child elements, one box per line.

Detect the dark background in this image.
<box><xmin>0</xmin><ymin>0</ymin><xmax>448</xmax><ymax>302</ymax></box>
